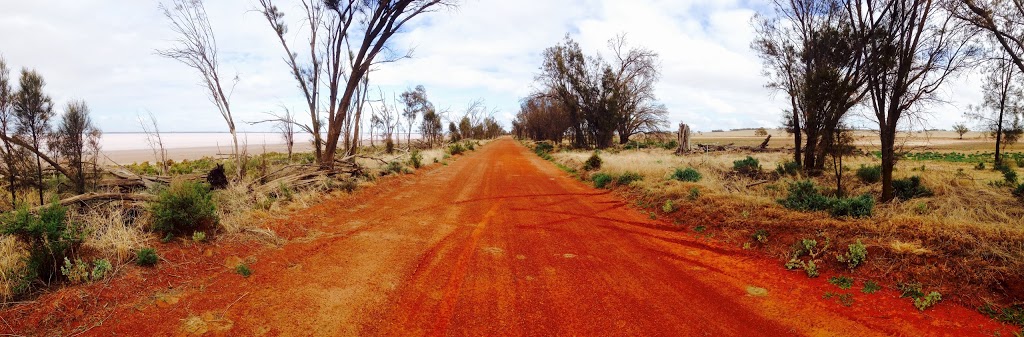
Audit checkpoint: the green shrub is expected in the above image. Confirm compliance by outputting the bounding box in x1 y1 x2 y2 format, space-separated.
384 161 404 175
980 303 1024 326
1 202 82 285
733 156 761 176
672 167 702 182
235 263 252 278
192 231 207 242
150 181 218 236
534 142 554 155
775 161 800 176
592 173 614 189
837 240 868 269
752 229 769 244
1014 184 1024 199
661 200 676 213
827 195 874 218
583 153 603 171
408 149 423 169
136 248 159 266
1000 165 1019 185
464 141 476 151
778 180 830 211
616 172 643 186
914 291 942 311
856 165 882 184
893 176 933 200
91 259 111 281
448 143 465 156
975 162 986 170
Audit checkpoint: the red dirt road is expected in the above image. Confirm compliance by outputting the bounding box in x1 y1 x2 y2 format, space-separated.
1 138 1012 336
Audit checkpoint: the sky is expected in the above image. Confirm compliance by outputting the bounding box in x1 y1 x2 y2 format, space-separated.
0 0 985 134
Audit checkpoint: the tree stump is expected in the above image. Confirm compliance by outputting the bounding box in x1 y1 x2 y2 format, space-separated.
759 135 772 149
676 122 691 154
207 164 229 189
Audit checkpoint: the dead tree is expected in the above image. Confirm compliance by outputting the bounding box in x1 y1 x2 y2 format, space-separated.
157 0 243 180
139 112 168 175
676 122 691 154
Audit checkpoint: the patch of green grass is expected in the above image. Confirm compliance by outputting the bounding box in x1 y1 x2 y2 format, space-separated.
235 264 252 278
862 280 881 294
592 173 614 189
136 248 159 267
671 167 702 182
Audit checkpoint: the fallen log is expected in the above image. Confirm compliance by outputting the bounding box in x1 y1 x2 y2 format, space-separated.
32 193 157 211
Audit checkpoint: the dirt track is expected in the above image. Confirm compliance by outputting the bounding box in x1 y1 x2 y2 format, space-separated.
1 137 1011 336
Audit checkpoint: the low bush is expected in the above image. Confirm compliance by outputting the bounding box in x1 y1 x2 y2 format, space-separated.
856 165 882 184
583 153 602 171
150 180 218 236
914 291 942 311
384 161 404 175
235 263 252 278
448 143 466 156
733 156 761 176
999 165 1018 185
687 187 701 200
408 149 423 169
828 276 854 289
1014 184 1024 199
534 142 554 155
592 173 614 189
775 161 800 176
464 141 476 151
862 281 881 294
752 229 769 244
90 259 111 281
1 202 82 286
616 172 643 186
671 167 702 182
192 231 207 242
61 258 89 284
893 176 933 200
661 200 676 213
136 248 158 267
779 181 874 218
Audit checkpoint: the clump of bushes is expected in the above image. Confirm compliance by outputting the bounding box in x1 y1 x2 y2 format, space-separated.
775 161 800 176
136 248 159 267
856 165 882 184
778 181 873 218
616 172 643 186
1 202 82 288
997 164 1018 185
464 141 476 151
591 172 643 189
733 156 761 176
384 161 405 175
1014 184 1024 199
671 167 702 182
892 176 933 200
583 153 602 171
150 180 218 236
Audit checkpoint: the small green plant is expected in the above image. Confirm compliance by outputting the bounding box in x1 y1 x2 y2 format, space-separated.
1000 165 1019 185
862 281 881 294
149 180 218 236
533 142 554 159
975 162 986 170
136 247 159 267
192 231 207 242
752 229 769 244
464 141 476 151
661 199 676 213
592 173 614 189
1014 183 1024 199
826 194 874 218
235 263 252 278
694 225 707 233
892 176 933 200
785 238 829 278
913 202 929 215
733 156 761 176
616 172 643 186
823 291 855 307
648 212 657 220
583 153 603 171
1 202 82 286
448 143 466 156
980 303 1024 326
778 181 872 218
384 161 404 175
672 167 702 182
61 258 89 284
836 240 868 269
775 160 800 176
913 291 942 311
687 187 700 200
828 276 854 289
856 165 882 184
408 149 423 169
899 282 925 299
91 259 112 281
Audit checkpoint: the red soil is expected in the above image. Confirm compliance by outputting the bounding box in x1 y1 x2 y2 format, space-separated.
0 137 1016 336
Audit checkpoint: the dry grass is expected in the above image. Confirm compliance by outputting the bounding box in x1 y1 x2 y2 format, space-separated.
78 206 152 265
551 144 1024 306
0 235 27 303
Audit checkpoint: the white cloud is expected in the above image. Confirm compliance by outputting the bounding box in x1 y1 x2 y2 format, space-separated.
0 0 981 135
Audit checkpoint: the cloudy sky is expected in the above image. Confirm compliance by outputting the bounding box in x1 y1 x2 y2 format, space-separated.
0 0 983 134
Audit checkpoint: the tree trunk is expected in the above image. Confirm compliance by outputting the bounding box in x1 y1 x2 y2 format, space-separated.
231 129 243 180
803 130 819 176
790 97 802 165
880 128 896 202
619 132 630 145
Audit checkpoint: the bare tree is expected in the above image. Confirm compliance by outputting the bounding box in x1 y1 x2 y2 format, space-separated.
401 85 431 148
257 0 455 169
952 122 970 139
607 35 668 144
139 112 168 175
849 0 976 201
12 69 54 205
371 89 401 154
157 0 243 179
